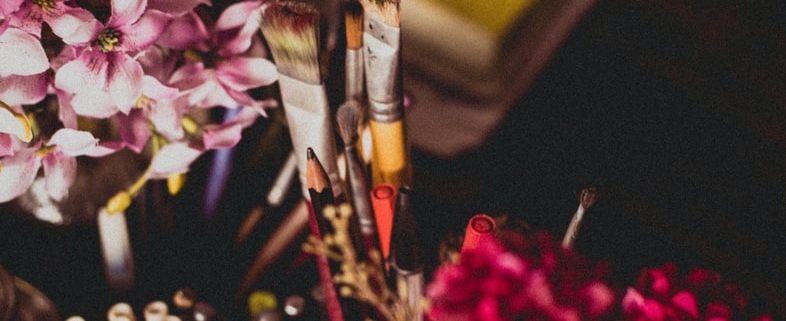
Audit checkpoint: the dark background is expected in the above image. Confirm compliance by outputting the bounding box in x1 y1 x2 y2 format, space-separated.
2 0 786 319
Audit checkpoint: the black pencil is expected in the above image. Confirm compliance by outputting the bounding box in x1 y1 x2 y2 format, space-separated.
305 147 346 321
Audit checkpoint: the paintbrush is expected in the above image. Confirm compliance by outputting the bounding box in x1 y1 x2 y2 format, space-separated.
345 0 365 103
259 1 343 201
389 186 423 321
337 100 382 264
360 0 410 188
562 185 600 249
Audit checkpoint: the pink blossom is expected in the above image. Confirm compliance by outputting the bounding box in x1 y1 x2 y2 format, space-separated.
53 0 172 118
162 1 277 113
1 0 101 43
0 128 119 202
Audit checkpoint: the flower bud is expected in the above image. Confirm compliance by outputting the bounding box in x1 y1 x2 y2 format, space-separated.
167 173 186 195
106 191 132 214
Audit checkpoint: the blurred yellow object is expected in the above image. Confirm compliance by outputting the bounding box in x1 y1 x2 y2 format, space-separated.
248 290 278 317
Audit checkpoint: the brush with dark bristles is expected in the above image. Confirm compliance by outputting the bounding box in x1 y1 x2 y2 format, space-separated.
344 0 365 102
259 1 322 84
337 100 382 266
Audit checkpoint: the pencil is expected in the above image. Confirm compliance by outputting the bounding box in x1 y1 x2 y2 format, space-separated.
259 1 343 200
360 0 409 188
305 147 345 321
336 100 381 260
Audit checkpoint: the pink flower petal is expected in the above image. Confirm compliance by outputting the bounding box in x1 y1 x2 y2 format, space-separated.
108 0 147 28
47 6 103 45
0 0 25 16
42 150 76 202
154 11 209 50
214 0 263 56
0 28 49 76
216 56 278 91
116 9 172 51
0 72 48 105
86 141 125 157
48 128 99 156
671 290 699 319
148 142 203 178
116 108 151 153
55 89 78 129
68 89 121 119
148 95 188 141
0 134 13 157
54 49 107 93
0 147 42 203
0 104 31 141
202 122 242 150
581 282 615 318
622 287 645 314
142 75 178 100
106 52 145 113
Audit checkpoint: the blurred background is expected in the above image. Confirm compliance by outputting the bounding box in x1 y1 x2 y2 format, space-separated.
2 0 786 319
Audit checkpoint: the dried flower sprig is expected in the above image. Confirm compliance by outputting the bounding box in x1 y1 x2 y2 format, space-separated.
302 203 412 321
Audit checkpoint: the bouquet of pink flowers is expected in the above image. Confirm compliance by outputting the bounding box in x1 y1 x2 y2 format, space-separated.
0 0 279 215
423 228 774 321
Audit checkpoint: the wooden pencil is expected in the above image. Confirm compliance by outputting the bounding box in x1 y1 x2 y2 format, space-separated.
305 147 345 321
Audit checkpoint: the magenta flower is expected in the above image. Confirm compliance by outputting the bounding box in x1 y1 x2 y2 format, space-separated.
621 263 772 321
426 231 615 321
53 0 172 118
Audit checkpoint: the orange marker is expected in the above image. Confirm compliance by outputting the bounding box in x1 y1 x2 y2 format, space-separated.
460 214 497 254
370 183 397 260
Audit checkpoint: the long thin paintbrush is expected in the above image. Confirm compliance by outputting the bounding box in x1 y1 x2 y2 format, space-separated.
562 186 600 249
259 1 343 200
345 0 364 103
360 0 409 188
337 100 382 266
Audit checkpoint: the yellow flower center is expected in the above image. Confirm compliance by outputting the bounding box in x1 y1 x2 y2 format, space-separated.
97 28 121 52
32 0 56 11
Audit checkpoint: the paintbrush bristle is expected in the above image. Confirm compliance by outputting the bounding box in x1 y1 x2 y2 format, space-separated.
345 0 364 50
337 100 361 146
360 0 399 27
259 1 322 84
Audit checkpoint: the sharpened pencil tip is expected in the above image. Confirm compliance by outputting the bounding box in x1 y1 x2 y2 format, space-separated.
306 147 316 160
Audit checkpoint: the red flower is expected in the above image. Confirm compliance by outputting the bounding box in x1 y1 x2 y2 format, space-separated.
621 264 771 321
425 230 615 321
